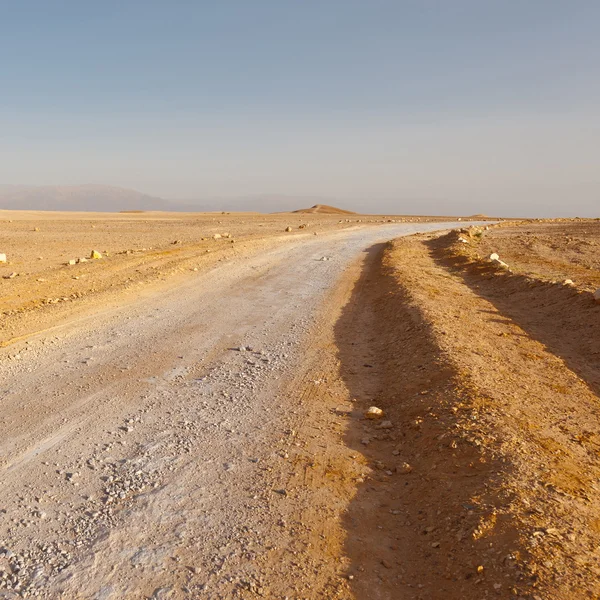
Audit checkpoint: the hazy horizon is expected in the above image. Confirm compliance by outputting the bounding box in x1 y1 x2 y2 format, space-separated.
1 2 599 217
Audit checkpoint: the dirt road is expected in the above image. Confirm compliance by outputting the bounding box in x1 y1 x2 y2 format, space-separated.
0 222 468 599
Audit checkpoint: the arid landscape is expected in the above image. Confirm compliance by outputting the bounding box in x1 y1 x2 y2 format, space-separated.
0 209 467 346
4 1 600 597
1 211 599 599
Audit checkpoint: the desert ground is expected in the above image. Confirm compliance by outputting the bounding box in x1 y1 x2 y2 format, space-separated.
1 212 599 599
0 208 460 346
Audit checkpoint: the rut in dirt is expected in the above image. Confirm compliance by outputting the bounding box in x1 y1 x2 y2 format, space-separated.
336 231 600 599
332 243 531 600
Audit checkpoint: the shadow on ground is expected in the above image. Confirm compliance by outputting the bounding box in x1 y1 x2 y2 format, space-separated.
425 234 600 398
333 243 528 599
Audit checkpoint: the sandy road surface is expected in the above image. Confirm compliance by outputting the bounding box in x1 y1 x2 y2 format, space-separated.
0 222 468 599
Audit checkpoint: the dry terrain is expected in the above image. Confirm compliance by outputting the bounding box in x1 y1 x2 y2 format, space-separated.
0 212 481 599
318 219 599 599
0 210 457 347
3 213 599 599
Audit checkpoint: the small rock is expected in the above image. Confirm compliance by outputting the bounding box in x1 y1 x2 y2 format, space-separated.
563 279 574 286
364 406 384 420
213 233 222 240
285 226 292 232
3 272 17 279
491 258 509 268
0 253 6 263
90 250 103 259
489 253 500 261
397 462 413 474
68 259 77 265
151 588 173 599
377 420 393 429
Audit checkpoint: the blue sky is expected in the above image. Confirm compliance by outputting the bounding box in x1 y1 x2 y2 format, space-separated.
1 1 599 215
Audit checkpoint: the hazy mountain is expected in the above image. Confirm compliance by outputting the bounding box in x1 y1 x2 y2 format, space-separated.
0 185 447 215
0 184 191 212
0 186 349 214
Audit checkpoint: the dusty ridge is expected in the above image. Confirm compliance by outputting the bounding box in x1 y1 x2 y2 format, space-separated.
306 240 534 598
372 232 600 598
425 230 600 598
294 225 600 598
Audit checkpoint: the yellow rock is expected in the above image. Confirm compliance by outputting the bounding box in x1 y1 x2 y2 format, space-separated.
90 250 103 259
364 406 384 419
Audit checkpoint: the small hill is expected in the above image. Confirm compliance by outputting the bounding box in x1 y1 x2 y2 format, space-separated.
293 204 356 215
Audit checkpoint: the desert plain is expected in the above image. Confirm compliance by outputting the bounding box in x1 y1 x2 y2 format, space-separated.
1 210 600 599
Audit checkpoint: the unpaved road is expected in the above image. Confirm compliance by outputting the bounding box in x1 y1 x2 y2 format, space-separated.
0 222 469 599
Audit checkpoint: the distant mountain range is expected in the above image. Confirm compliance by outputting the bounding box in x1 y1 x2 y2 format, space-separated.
2 185 468 216
0 184 190 212
0 185 361 214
